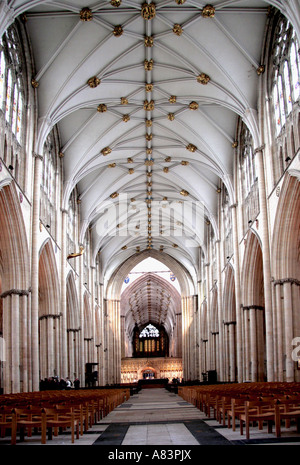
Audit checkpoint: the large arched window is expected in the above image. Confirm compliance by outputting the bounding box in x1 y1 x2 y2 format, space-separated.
133 323 169 357
271 18 300 136
40 131 59 239
0 26 25 145
237 120 259 234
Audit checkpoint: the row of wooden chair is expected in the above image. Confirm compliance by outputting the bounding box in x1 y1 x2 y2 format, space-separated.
0 387 130 445
178 382 300 440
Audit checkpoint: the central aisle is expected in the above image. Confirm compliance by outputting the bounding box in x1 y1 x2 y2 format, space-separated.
93 388 231 445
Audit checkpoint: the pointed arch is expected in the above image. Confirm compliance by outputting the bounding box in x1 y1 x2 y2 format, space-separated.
0 181 30 392
66 271 80 330
272 173 300 280
242 231 264 307
38 239 60 317
106 249 195 300
0 180 29 291
38 239 61 379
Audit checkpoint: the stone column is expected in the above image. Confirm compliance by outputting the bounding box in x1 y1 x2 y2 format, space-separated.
1 289 31 393
60 209 68 378
274 282 284 381
20 294 29 392
216 240 224 381
31 152 43 391
91 266 97 363
254 147 274 381
283 280 294 381
244 307 250 381
249 307 258 381
230 204 243 382
68 329 75 379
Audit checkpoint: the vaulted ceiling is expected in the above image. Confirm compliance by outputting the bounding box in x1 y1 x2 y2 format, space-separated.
121 272 181 337
4 0 293 287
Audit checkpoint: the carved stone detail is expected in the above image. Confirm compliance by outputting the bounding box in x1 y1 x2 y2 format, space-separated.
113 25 123 36
101 147 112 156
186 143 197 152
141 2 156 20
197 73 210 84
87 76 100 88
173 24 183 36
144 36 154 47
202 4 215 18
80 7 93 21
97 103 107 112
144 59 154 71
111 0 122 6
146 83 153 92
189 101 199 110
180 189 189 196
144 100 154 111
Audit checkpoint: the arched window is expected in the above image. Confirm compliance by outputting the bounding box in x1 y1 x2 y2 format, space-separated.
40 132 59 239
271 18 300 136
0 21 28 189
237 120 259 233
139 324 160 338
133 323 169 357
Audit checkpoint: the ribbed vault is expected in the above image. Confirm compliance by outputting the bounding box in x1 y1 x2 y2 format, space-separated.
121 272 181 339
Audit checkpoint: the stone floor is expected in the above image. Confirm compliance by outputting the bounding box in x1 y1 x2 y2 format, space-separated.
1 388 300 450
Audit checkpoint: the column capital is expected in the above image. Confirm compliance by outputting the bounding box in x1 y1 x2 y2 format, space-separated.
242 305 264 311
1 288 31 298
39 312 62 320
254 145 265 155
274 278 300 286
32 152 43 161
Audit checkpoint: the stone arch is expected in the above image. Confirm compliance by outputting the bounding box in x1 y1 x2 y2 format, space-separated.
121 273 181 343
272 173 300 280
66 271 80 330
105 249 195 300
66 271 80 379
272 173 300 381
0 181 29 291
222 265 237 382
38 239 61 379
139 366 158 379
0 181 30 393
241 231 265 382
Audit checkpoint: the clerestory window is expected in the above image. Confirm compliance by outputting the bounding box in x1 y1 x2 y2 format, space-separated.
271 18 300 136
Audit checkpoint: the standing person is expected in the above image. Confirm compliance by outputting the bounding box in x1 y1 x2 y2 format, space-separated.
66 377 72 389
74 378 80 389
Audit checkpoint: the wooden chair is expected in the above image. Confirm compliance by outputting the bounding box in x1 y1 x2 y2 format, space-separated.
11 407 43 445
239 400 276 440
41 407 80 444
274 398 300 437
0 407 15 440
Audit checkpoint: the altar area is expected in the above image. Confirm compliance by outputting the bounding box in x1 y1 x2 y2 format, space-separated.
121 357 183 384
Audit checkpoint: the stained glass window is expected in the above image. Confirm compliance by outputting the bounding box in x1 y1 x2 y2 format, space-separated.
0 49 6 109
271 18 300 136
139 324 160 338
